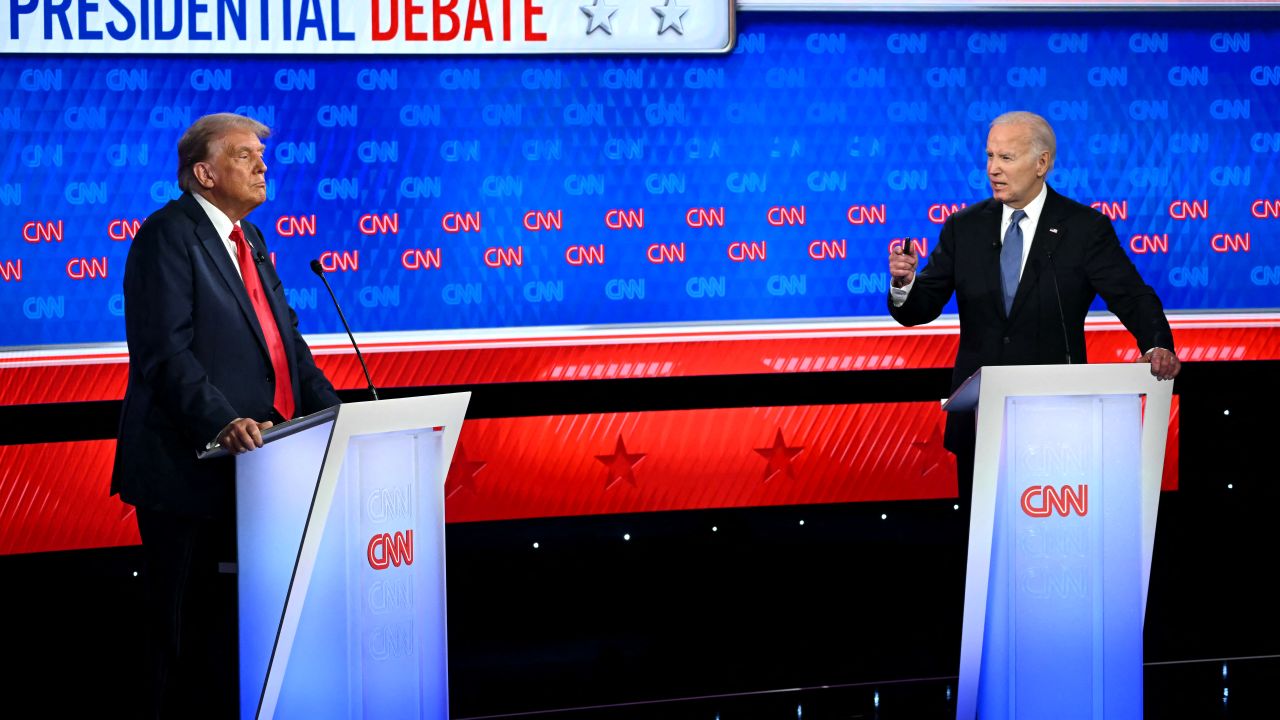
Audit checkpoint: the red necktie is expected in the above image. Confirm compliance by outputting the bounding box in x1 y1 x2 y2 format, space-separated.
231 225 295 420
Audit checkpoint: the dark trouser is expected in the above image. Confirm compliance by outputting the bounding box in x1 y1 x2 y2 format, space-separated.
136 506 238 719
948 410 977 512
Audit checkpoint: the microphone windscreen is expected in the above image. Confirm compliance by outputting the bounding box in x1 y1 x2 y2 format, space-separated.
309 259 324 276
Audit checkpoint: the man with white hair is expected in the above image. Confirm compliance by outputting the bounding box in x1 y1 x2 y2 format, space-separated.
113 113 341 716
886 111 1179 507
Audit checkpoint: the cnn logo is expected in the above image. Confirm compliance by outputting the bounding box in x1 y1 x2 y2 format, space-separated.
367 530 414 570
1020 485 1089 518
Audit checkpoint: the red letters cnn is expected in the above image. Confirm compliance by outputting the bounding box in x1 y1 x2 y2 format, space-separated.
367 529 415 570
1020 485 1089 518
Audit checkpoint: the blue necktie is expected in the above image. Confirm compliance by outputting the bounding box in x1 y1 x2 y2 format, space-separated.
1001 209 1027 314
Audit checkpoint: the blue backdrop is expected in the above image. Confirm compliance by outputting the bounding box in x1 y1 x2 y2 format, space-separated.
1 11 1277 348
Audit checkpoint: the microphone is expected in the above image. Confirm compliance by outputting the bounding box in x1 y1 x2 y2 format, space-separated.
892 239 915 289
310 259 379 401
1044 249 1073 365
255 251 267 264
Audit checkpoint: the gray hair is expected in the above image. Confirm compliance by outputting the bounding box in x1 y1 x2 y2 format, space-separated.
990 111 1056 167
176 113 271 193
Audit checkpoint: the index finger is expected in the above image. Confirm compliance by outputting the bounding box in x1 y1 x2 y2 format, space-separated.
248 423 265 448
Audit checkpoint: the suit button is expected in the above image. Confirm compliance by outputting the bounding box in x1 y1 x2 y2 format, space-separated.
1002 336 1010 344
266 372 274 382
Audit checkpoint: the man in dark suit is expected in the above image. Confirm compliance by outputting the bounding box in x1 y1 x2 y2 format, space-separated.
887 111 1180 507
112 113 341 716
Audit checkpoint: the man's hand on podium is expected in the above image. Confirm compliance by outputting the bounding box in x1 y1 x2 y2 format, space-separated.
217 418 275 454
1139 347 1181 381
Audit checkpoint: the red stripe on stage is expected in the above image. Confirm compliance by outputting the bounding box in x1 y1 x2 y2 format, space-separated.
0 400 1182 554
0 441 138 555
1 324 1277 405
0 320 1226 554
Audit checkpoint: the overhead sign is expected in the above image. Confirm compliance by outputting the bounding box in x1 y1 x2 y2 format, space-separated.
2 0 733 53
740 0 1274 9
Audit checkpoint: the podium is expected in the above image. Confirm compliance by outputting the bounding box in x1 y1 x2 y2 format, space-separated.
945 364 1172 720
228 393 470 720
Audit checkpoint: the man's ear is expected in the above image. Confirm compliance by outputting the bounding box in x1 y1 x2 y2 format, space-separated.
1036 151 1051 179
193 162 215 189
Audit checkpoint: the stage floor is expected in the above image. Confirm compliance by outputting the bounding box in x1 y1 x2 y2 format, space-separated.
458 655 1277 719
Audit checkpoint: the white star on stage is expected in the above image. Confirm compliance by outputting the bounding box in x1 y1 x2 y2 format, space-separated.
652 0 688 36
580 0 618 35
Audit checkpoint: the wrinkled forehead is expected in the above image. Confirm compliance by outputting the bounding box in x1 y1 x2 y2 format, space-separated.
213 129 267 155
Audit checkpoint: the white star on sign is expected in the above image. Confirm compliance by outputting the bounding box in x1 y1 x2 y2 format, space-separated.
581 0 618 35
652 0 689 36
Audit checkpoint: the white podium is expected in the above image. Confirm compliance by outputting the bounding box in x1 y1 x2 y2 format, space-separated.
229 393 470 719
945 364 1172 720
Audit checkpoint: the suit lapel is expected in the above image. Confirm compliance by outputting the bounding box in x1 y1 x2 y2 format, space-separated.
180 194 270 359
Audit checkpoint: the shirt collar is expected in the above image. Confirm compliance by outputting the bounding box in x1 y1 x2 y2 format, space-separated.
192 192 239 243
1002 182 1049 226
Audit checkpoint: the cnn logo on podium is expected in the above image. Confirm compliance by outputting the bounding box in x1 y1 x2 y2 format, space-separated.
367 530 414 570
1020 485 1089 518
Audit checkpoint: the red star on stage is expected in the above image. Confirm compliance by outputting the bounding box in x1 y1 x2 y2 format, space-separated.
596 435 646 490
445 443 487 499
909 422 952 481
754 429 804 483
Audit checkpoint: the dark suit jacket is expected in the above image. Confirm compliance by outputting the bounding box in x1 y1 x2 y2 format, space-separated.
112 192 340 517
888 186 1175 453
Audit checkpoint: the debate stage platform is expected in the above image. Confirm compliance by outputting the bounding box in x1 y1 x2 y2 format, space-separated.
2 361 1275 719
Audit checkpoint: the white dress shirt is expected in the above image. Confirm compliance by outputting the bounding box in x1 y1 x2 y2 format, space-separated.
193 192 244 280
891 182 1049 306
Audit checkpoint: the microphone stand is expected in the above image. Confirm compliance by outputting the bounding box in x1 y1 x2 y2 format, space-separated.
310 259 379 401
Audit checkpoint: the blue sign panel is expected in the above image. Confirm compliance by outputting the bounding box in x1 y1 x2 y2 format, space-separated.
1 13 1277 348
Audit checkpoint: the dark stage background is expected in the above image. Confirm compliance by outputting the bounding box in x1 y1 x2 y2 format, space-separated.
1 360 1277 717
